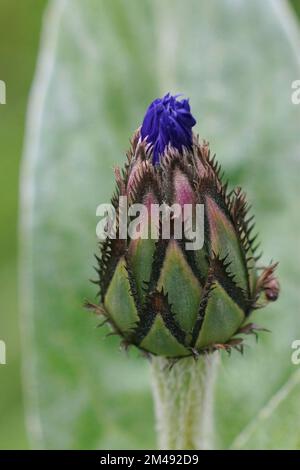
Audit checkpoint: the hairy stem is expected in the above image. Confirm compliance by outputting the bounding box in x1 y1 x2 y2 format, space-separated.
150 353 219 450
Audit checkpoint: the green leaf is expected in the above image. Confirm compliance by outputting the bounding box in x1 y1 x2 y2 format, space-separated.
20 0 300 449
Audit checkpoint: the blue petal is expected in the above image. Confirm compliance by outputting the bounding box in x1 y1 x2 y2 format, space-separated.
141 93 196 164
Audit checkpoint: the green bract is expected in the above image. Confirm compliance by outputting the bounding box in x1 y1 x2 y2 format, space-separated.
88 131 279 358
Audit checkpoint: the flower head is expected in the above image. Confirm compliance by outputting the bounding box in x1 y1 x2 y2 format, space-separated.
141 93 196 164
88 95 279 359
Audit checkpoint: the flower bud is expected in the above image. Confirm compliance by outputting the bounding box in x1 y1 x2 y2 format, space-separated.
88 94 279 358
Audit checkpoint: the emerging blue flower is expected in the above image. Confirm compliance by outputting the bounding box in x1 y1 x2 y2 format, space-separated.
141 93 196 164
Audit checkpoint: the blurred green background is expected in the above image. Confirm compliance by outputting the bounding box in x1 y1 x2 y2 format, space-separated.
0 0 299 450
0 0 46 449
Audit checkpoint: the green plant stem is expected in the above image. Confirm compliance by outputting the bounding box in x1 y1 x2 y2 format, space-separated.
150 353 219 450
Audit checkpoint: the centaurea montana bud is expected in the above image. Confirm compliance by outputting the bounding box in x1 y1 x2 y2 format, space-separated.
87 94 279 359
